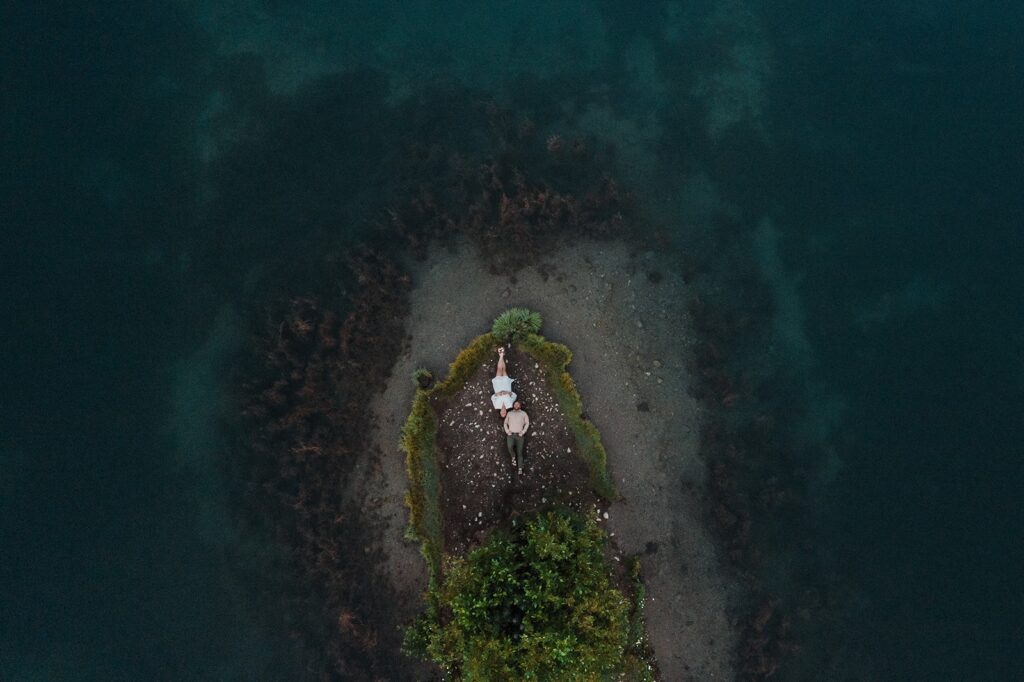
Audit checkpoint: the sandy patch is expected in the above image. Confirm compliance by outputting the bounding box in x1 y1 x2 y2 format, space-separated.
364 238 738 680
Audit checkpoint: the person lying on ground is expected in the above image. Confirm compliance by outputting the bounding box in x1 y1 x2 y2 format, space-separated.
504 400 530 476
490 346 517 418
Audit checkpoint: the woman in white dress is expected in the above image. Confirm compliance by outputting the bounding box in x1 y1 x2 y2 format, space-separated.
490 346 516 417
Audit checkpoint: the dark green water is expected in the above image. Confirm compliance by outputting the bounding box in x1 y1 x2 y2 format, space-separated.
758 4 1024 678
2 2 1020 679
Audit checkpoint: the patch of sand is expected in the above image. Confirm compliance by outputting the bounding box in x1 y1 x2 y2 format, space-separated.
365 238 739 680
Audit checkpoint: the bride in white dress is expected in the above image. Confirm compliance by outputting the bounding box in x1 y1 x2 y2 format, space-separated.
490 346 516 417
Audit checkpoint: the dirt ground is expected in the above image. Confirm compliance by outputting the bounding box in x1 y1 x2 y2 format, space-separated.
365 238 740 681
433 346 598 556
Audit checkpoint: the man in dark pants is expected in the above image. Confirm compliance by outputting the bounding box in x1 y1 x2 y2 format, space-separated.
503 400 530 475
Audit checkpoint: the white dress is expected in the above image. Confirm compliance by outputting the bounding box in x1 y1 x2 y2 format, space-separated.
491 375 516 409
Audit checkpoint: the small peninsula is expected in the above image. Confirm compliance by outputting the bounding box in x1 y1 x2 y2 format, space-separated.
361 240 739 681
401 308 655 679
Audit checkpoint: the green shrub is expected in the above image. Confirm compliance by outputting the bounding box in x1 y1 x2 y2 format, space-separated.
411 367 434 389
492 308 542 343
415 509 630 681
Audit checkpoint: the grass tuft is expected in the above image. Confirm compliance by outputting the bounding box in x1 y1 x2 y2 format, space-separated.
411 367 433 389
492 307 542 343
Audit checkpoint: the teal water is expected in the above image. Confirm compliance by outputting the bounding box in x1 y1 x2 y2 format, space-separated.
2 2 1021 679
757 4 1024 678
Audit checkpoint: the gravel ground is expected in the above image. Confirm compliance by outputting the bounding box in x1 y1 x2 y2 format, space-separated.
433 346 597 556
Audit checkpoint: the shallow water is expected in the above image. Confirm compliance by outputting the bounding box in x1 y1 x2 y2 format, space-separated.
3 1 1021 679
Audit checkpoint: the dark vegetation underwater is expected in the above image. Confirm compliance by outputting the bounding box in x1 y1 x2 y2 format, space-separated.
2 1 1022 679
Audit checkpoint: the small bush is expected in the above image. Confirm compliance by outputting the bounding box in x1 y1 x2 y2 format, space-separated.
492 308 542 343
414 509 630 680
411 367 434 389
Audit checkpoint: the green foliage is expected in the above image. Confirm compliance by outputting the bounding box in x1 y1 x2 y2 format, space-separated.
411 367 434 389
492 308 543 343
518 333 617 500
403 590 442 658
415 509 630 681
402 390 444 577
